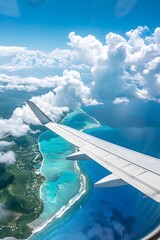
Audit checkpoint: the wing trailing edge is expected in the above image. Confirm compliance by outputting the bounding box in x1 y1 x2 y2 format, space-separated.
66 151 91 160
27 101 160 202
94 174 127 188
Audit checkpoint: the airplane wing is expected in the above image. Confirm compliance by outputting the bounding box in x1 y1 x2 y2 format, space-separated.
27 101 160 203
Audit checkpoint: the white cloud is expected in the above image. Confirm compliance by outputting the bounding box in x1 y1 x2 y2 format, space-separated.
146 27 160 45
144 57 160 72
0 91 68 139
113 97 129 104
0 47 77 72
0 26 159 171
0 26 160 142
0 46 26 57
153 27 160 45
91 32 129 101
0 25 159 169
1 26 159 103
0 68 97 139
0 71 95 139
135 88 149 100
52 69 95 108
75 26 160 103
0 69 93 96
126 26 149 48
68 32 105 66
12 91 69 125
0 118 30 138
0 151 16 165
49 48 78 67
11 70 96 125
0 74 59 92
0 141 14 150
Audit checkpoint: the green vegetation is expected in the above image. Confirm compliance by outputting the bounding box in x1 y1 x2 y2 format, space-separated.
0 131 45 239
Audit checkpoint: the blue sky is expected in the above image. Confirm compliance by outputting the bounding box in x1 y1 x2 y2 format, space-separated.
0 0 160 139
0 0 160 165
0 0 160 50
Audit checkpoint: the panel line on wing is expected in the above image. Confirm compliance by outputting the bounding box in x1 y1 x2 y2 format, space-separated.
47 124 159 199
46 122 160 197
27 101 160 202
54 123 160 176
82 147 160 194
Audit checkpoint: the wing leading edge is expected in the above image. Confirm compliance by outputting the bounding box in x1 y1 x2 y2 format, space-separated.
27 101 160 203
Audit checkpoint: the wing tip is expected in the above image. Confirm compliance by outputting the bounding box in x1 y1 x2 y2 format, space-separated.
26 100 52 125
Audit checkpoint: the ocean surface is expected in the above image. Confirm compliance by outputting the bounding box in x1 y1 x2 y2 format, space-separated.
30 109 160 240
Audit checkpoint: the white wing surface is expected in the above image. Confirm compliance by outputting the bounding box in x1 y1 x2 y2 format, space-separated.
27 101 160 203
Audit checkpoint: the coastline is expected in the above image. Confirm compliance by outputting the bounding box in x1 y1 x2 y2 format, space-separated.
77 108 100 128
29 109 99 239
28 110 159 240
29 157 87 236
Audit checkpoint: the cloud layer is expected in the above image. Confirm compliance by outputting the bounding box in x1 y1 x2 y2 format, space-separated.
0 26 159 104
0 151 16 165
0 141 15 165
0 26 160 164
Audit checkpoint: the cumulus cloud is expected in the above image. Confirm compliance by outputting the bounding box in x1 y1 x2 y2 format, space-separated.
52 70 96 108
0 92 64 138
0 74 58 92
0 117 30 139
0 70 97 139
113 97 129 104
0 47 77 72
0 141 15 150
0 138 16 166
1 26 159 104
0 46 26 57
0 26 159 169
0 69 94 96
11 70 96 124
0 68 98 140
68 32 105 66
91 32 129 101
12 92 69 125
0 26 160 141
0 151 16 165
68 27 160 103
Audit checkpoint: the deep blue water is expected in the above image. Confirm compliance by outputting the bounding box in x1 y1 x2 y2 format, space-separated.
30 109 160 240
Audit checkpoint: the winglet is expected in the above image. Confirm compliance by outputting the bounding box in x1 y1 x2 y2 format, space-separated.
66 151 91 160
26 101 52 125
94 174 127 188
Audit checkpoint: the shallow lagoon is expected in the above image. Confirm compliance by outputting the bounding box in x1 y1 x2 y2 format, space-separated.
31 109 160 240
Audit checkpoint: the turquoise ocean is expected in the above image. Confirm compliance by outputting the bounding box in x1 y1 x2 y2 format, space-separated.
30 109 160 240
